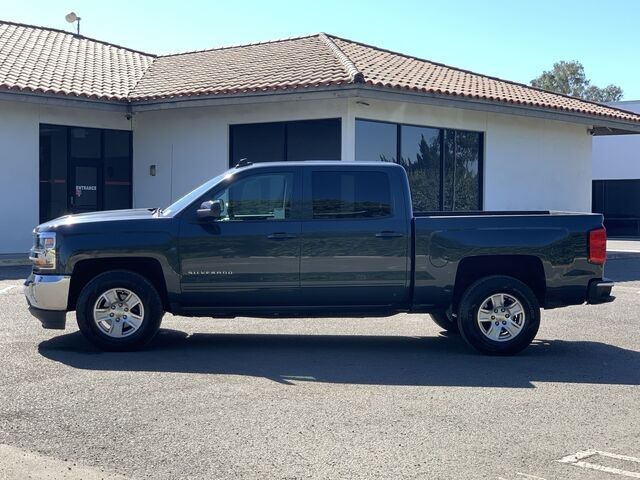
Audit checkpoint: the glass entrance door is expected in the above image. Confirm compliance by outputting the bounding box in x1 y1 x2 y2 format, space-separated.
70 162 101 214
39 125 132 222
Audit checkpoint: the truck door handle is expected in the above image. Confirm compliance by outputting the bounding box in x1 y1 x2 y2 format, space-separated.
375 231 404 238
267 232 298 240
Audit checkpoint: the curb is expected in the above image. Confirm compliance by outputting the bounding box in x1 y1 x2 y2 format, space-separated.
0 256 30 267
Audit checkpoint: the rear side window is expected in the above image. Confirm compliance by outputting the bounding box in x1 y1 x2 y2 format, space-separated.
312 171 392 219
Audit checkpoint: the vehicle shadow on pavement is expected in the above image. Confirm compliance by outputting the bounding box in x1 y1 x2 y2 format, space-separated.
38 329 640 388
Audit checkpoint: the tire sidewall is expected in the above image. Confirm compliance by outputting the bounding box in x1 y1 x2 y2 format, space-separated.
76 270 163 350
457 276 540 355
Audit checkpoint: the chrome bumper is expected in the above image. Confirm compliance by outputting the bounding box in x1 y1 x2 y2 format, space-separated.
24 274 70 329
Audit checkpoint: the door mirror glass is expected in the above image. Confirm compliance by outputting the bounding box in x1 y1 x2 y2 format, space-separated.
197 199 224 219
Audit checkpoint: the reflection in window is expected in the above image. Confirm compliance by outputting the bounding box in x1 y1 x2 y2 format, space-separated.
444 130 481 211
213 173 293 221
400 126 441 211
312 171 392 219
355 119 483 212
355 120 397 162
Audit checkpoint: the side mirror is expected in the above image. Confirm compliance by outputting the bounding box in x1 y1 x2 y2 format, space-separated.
197 199 224 220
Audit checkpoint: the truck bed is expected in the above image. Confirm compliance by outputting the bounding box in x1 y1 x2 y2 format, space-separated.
411 211 605 311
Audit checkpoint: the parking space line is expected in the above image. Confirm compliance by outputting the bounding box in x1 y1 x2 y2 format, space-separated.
558 450 640 478
516 473 548 479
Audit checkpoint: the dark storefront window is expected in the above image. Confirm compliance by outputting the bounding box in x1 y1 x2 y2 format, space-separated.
39 124 132 223
229 118 341 166
355 119 483 212
593 180 640 236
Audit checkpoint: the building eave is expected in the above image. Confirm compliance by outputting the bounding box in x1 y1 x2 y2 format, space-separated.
0 90 129 112
129 85 640 134
2 85 639 135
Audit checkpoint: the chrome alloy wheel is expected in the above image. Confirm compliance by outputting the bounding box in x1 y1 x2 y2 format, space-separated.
476 293 526 342
93 288 144 338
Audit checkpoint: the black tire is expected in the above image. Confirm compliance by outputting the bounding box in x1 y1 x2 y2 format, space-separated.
76 270 164 351
457 275 540 356
430 312 459 333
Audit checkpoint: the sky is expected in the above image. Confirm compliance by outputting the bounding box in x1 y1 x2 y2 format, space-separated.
3 0 639 100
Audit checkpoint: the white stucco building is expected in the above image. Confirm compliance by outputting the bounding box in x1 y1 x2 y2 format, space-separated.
592 100 640 236
2 20 640 254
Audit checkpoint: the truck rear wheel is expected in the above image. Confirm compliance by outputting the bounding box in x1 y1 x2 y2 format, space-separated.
76 270 164 351
457 275 540 355
430 312 459 333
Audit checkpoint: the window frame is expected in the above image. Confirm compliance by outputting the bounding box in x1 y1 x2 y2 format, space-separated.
354 118 485 212
302 166 396 222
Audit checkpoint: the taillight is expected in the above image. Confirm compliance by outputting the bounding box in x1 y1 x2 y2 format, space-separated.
589 227 607 265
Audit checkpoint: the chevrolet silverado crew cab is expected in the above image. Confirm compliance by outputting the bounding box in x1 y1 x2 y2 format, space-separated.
25 161 614 355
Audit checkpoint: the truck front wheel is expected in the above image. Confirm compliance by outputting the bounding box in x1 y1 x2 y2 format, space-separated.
457 275 540 355
76 270 164 351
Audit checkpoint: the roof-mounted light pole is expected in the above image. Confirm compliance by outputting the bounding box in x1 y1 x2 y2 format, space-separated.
65 12 81 35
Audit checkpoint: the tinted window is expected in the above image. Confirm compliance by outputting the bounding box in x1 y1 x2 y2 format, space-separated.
287 119 341 161
230 122 286 165
400 125 441 211
443 129 481 211
39 125 68 223
593 179 640 236
355 119 397 162
312 171 392 219
229 119 341 166
212 173 294 221
355 119 483 212
104 130 132 211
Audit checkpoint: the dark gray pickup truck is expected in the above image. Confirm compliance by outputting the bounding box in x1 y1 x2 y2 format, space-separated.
25 161 613 355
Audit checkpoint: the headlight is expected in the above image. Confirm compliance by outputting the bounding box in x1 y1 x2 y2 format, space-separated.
30 231 57 270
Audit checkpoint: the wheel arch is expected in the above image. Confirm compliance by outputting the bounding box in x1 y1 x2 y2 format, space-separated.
452 255 546 312
68 257 170 312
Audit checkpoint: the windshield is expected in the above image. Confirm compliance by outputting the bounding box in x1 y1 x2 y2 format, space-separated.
161 171 232 216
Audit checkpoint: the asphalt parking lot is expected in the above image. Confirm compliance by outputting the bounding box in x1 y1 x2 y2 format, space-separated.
1 259 639 480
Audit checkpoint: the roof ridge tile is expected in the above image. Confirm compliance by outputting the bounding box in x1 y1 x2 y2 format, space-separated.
0 19 156 58
157 33 321 58
318 33 364 84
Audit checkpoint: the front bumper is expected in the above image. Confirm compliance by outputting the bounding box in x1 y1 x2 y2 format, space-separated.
586 278 615 305
24 274 70 329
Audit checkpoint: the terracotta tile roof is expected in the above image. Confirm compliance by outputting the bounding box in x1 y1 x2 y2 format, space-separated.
130 34 353 100
0 21 154 101
1 20 639 125
329 36 640 124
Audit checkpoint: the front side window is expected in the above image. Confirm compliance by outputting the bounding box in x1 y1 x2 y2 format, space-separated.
312 171 392 219
211 173 294 221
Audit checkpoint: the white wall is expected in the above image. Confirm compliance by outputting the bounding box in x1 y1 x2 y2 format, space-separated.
132 98 351 208
0 99 130 254
348 98 592 212
0 94 595 254
592 100 640 180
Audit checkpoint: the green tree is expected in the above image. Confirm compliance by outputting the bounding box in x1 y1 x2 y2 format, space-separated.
530 61 623 102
